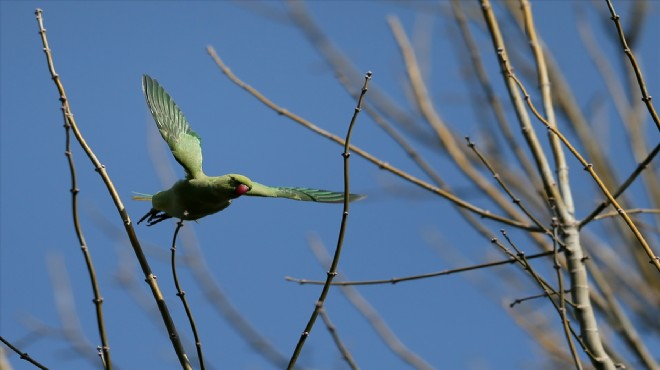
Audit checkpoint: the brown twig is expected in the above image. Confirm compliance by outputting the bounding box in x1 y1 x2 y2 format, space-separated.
171 221 205 370
465 137 548 232
450 0 541 189
0 335 49 370
604 0 660 132
285 249 557 287
580 142 660 228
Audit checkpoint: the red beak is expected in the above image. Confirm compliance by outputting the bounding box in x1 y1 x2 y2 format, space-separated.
235 184 249 196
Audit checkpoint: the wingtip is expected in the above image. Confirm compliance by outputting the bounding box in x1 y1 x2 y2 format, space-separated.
142 74 161 93
350 194 367 202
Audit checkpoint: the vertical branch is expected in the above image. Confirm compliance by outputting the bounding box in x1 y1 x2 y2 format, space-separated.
34 9 191 369
551 218 582 370
171 221 205 370
34 9 111 369
479 1 564 211
286 71 371 369
519 0 574 215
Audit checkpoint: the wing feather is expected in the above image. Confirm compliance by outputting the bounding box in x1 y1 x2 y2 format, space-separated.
142 75 204 179
246 182 365 203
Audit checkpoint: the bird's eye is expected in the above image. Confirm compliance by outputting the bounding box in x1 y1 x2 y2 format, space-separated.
235 183 250 196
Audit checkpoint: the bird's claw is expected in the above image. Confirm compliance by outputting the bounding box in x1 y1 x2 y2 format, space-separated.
137 208 172 226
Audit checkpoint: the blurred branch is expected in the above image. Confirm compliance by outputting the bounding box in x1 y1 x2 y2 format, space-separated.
284 0 553 256
207 46 540 231
308 237 435 370
318 308 359 370
387 15 536 233
285 0 433 145
45 254 119 368
34 8 191 369
450 0 541 188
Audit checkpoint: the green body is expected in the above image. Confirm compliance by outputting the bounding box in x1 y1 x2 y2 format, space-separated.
151 175 246 221
136 75 363 226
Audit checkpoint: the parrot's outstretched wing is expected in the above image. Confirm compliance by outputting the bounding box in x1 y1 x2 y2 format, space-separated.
142 74 204 179
246 182 365 203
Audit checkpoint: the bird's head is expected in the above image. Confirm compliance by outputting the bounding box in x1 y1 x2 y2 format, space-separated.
228 174 252 198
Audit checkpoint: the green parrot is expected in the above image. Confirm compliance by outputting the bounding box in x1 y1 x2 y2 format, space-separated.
134 75 364 226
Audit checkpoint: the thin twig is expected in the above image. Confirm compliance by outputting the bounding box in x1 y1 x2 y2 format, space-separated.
450 0 541 190
465 137 548 232
591 208 660 221
285 249 557 286
496 232 564 304
493 233 595 364
171 221 205 370
604 0 660 132
580 142 660 228
0 335 49 370
286 71 370 370
34 8 191 369
509 290 570 308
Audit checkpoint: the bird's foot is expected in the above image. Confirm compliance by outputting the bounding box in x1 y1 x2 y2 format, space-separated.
137 208 172 226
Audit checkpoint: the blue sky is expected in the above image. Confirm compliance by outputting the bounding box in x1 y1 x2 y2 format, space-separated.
2 1 659 370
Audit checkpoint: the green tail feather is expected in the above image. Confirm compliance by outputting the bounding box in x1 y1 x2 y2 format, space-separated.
132 192 153 201
274 187 366 203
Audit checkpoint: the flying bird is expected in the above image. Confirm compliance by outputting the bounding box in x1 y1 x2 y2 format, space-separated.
134 75 364 226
